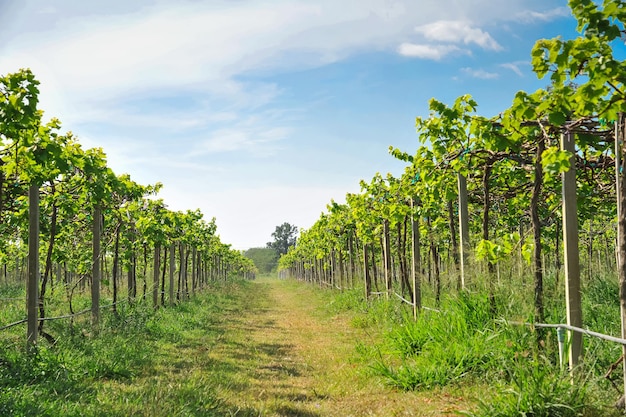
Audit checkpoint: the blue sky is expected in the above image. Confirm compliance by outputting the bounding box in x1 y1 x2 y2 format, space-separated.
0 0 584 249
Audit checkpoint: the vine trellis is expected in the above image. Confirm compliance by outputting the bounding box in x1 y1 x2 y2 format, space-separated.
0 69 258 348
279 0 626 406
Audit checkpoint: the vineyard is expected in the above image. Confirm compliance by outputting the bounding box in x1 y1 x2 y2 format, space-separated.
277 1 626 414
0 67 258 413
3 0 626 416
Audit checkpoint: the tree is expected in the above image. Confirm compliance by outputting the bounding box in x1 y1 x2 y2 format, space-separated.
244 247 278 273
267 222 298 256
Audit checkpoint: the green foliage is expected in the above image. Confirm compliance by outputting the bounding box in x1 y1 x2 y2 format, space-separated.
267 222 298 256
0 68 256 321
326 287 367 313
331 274 625 415
375 292 503 389
475 236 517 265
465 361 590 417
244 247 279 273
0 282 239 416
541 147 572 179
268 1 626 414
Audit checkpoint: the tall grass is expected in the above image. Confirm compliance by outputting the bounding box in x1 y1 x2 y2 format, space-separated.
353 272 625 416
373 291 527 390
0 280 242 416
464 360 591 417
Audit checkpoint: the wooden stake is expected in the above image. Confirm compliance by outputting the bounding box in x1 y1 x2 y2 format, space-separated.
458 174 470 289
615 113 626 407
27 185 39 350
363 244 371 300
561 131 582 373
410 198 421 319
169 242 175 306
383 219 391 299
92 205 101 328
153 245 160 308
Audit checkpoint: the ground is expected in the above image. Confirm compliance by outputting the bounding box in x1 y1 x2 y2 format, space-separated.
94 277 472 416
198 277 468 416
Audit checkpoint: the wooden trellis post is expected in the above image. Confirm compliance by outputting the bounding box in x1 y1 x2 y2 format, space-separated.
153 245 160 308
410 197 421 319
615 113 626 405
92 206 101 328
169 242 175 306
383 219 391 299
363 244 371 300
561 130 582 373
458 174 470 289
27 185 39 350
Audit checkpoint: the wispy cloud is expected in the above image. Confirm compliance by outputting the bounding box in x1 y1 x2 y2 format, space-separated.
500 61 529 77
461 67 499 79
73 106 240 131
415 20 503 51
515 7 571 23
397 43 462 60
194 125 292 156
0 0 574 249
0 1 558 119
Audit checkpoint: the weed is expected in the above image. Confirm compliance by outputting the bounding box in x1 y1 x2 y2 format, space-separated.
463 359 591 417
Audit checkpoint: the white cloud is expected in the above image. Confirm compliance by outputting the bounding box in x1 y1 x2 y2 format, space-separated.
77 134 226 180
515 7 571 23
199 130 252 153
461 67 499 79
0 0 553 119
397 43 462 60
1 1 419 115
195 125 292 155
68 106 240 131
0 0 572 249
415 20 503 51
500 61 529 77
37 6 56 14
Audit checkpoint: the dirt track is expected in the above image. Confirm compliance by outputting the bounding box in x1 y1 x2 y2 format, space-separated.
208 278 466 416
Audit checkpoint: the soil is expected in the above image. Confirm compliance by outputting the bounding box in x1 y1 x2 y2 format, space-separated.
208 277 468 416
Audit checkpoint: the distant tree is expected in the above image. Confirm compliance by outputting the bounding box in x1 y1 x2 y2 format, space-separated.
244 247 278 274
267 222 298 256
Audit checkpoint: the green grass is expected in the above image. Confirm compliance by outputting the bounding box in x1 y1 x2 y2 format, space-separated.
0 280 246 416
463 359 591 417
328 273 625 416
2 272 625 416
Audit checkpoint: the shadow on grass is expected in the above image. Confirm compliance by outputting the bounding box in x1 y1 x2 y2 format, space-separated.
271 405 322 417
0 280 327 417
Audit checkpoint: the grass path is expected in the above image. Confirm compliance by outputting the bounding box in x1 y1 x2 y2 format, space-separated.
40 277 473 416
202 278 466 416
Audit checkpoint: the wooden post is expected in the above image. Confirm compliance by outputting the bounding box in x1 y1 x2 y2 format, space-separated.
169 242 175 306
410 198 421 319
191 246 197 294
330 250 336 289
458 174 470 289
561 131 582 372
363 244 371 300
92 206 101 328
127 230 136 302
153 245 160 308
615 113 626 406
27 185 39 349
383 219 391 299
338 248 345 291
348 235 355 288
